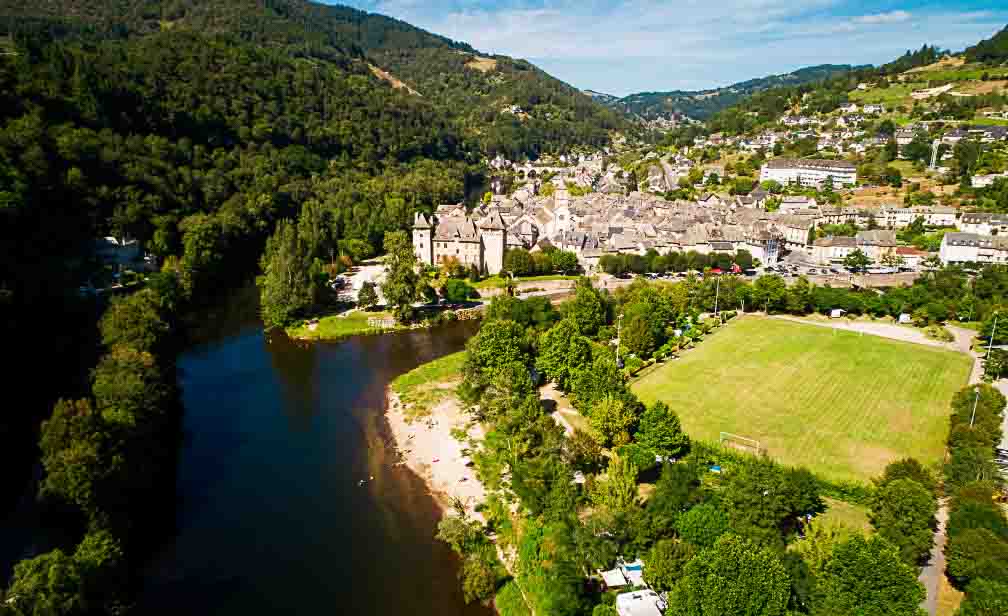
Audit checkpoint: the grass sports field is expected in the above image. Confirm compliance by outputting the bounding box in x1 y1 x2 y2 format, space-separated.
632 317 972 483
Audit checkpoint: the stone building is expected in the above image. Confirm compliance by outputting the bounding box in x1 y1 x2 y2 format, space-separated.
412 209 507 275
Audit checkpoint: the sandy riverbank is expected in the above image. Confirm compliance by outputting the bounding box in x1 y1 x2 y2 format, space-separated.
386 389 487 520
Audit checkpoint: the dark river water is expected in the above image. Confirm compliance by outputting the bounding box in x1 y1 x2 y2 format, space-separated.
141 304 489 616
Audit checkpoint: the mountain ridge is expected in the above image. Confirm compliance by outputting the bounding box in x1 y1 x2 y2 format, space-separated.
595 63 867 121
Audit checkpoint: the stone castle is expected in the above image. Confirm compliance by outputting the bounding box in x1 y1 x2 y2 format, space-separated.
412 204 508 275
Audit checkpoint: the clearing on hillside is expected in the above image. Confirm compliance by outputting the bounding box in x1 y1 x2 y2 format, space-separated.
632 317 972 483
465 55 497 73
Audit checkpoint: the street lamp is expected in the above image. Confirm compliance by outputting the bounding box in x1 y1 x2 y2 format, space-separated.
714 275 721 320
502 270 515 296
616 313 625 369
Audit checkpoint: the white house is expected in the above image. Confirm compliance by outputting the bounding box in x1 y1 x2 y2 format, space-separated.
940 232 1008 265
615 590 665 616
760 158 857 188
957 213 1008 236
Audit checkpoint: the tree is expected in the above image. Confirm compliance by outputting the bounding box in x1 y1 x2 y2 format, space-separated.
259 219 321 329
563 277 607 336
436 514 485 555
3 530 124 616
3 549 84 615
669 534 790 616
676 504 729 548
590 455 638 512
570 355 626 412
98 289 170 354
357 281 378 309
537 319 593 391
811 535 925 616
503 248 535 277
338 238 374 264
588 396 639 448
752 274 788 313
552 250 579 275
381 231 420 322
38 400 108 523
723 458 812 548
460 553 497 604
902 132 932 165
636 402 689 458
645 540 697 592
443 278 476 303
958 579 1008 616
792 522 848 576
463 319 531 392
876 458 936 495
869 478 936 564
843 248 871 273
946 528 1008 588
881 252 906 269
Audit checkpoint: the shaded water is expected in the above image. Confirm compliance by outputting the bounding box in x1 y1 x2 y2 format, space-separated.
142 307 489 616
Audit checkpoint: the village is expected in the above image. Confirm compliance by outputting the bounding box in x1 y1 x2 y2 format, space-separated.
414 146 1006 281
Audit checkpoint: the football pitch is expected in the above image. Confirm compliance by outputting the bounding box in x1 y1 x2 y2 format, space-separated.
631 317 973 483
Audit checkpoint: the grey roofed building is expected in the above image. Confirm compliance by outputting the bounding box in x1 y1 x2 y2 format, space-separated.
855 229 896 246
762 158 856 171
814 236 857 248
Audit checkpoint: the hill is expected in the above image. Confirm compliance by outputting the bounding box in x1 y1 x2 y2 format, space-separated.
0 0 630 159
0 0 629 516
965 24 1008 64
608 64 861 120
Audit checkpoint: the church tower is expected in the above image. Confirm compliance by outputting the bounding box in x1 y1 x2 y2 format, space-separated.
412 212 434 266
478 213 506 276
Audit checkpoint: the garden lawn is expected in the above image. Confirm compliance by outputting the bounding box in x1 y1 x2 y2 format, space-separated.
632 317 972 483
473 274 578 289
286 310 404 341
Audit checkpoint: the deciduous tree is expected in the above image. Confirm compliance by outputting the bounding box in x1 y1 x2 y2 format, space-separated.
536 319 593 390
669 534 790 616
636 402 689 458
381 230 421 322
811 535 925 616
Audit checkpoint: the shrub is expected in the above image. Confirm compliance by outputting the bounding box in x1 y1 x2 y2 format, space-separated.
924 324 954 342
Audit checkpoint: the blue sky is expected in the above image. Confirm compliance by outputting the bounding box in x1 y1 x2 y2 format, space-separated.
332 1 1007 96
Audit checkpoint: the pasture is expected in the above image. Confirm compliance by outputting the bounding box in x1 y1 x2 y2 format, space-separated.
632 317 972 483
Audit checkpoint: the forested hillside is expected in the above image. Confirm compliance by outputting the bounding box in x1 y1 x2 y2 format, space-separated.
965 24 1008 63
609 64 860 120
1 0 628 158
0 1 628 598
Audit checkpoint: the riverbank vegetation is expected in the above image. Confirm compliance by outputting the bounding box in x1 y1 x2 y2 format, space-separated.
391 351 467 419
3 277 183 613
286 310 406 341
431 276 938 615
0 1 628 609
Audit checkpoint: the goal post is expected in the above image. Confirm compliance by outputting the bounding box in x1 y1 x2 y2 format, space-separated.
719 432 764 455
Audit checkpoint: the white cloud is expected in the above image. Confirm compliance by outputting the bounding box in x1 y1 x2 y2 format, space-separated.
853 10 912 25
338 1 1008 95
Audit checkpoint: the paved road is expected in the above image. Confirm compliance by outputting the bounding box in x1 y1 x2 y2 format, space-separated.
919 500 951 616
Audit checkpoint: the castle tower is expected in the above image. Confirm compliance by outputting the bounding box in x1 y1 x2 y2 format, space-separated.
412 212 434 266
478 213 507 276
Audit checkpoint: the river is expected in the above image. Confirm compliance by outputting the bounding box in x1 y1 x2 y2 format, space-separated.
141 302 490 616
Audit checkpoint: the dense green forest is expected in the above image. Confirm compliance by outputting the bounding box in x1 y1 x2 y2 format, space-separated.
965 25 1008 64
612 64 860 121
0 1 629 611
